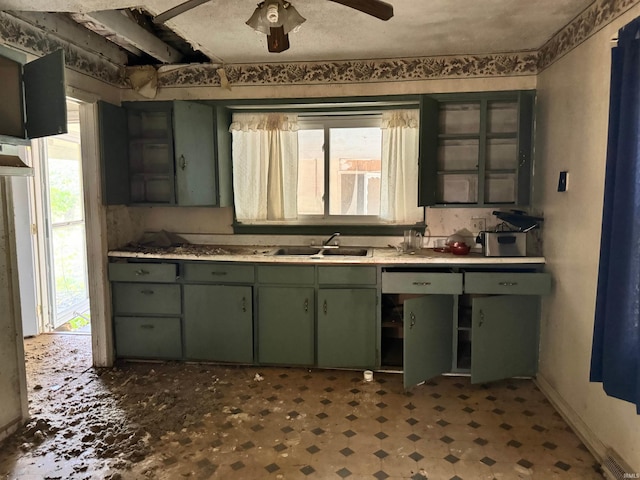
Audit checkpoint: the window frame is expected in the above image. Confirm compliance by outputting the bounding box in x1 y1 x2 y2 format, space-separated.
224 96 425 236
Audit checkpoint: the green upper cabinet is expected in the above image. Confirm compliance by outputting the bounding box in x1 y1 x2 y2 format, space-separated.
0 46 67 145
98 100 232 206
419 91 534 207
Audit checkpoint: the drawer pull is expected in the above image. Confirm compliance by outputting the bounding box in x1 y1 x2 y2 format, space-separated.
211 271 228 276
140 324 155 330
409 312 416 329
140 289 154 295
304 298 309 312
135 269 150 276
498 281 518 287
412 281 432 286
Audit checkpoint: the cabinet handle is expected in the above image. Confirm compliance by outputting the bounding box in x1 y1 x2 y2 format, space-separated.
498 281 518 286
211 271 228 276
140 324 155 330
180 154 187 170
242 297 247 312
412 281 431 286
409 312 416 329
323 300 327 315
135 269 150 276
479 309 484 327
304 298 309 312
140 289 154 295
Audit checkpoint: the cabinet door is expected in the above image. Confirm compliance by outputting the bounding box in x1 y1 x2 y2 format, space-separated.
317 289 376 369
23 49 67 139
99 101 130 205
418 95 439 206
183 285 253 363
258 286 314 365
173 101 217 206
404 295 454 390
471 295 539 384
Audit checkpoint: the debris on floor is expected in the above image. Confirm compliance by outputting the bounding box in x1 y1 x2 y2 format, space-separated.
0 334 604 479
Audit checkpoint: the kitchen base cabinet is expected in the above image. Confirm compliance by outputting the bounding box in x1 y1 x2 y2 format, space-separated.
183 285 253 363
403 295 454 389
114 316 182 359
470 295 539 383
317 289 377 369
258 286 314 365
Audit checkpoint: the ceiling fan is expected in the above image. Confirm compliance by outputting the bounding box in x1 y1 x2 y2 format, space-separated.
154 0 394 53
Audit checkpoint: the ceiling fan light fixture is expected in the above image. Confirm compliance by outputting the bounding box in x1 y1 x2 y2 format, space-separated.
246 0 306 36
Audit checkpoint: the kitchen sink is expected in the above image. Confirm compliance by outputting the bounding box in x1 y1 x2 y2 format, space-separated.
272 246 322 255
271 246 370 257
320 248 370 256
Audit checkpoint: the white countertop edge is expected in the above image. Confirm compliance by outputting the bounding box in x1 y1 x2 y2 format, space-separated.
107 249 546 265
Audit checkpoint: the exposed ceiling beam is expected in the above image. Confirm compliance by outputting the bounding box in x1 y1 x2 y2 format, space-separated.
71 10 183 64
10 11 129 65
154 0 211 24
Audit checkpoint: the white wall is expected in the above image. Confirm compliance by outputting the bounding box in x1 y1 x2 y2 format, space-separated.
0 179 28 441
535 4 640 471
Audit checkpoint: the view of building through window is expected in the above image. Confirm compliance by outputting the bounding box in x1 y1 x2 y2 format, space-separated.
297 126 382 217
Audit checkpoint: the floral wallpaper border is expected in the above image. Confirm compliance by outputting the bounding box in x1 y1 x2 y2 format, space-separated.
0 12 124 86
1 0 639 88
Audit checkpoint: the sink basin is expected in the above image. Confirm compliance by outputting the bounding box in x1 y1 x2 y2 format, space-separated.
272 246 322 256
321 248 370 256
270 246 370 257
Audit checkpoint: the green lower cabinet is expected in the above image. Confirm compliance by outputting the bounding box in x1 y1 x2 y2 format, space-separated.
317 288 377 369
403 295 454 390
183 284 253 363
471 295 539 383
114 316 182 359
258 286 314 365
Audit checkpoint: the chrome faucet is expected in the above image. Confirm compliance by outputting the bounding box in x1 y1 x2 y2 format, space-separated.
321 232 341 249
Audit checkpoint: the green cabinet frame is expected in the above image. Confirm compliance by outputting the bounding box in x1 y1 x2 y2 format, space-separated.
419 91 535 207
98 100 232 206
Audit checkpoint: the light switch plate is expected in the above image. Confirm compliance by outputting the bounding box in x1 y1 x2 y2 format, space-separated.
558 171 568 192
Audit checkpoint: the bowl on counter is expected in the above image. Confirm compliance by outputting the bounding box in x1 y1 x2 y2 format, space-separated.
449 242 471 255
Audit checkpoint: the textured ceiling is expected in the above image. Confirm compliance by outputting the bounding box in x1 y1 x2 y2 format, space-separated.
1 0 595 64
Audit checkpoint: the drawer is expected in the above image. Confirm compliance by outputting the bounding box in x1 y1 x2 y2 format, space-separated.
183 263 255 283
382 272 463 294
112 283 181 314
114 316 182 359
318 266 377 285
257 265 315 285
464 272 551 295
108 262 177 282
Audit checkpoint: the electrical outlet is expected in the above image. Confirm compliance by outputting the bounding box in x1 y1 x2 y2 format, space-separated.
471 217 486 232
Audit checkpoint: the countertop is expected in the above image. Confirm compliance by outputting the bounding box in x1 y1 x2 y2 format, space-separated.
108 245 545 265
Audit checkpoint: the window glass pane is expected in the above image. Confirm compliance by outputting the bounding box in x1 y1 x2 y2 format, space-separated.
298 129 325 215
329 128 381 216
46 137 83 224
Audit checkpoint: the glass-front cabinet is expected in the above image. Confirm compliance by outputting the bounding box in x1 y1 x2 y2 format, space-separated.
419 91 534 207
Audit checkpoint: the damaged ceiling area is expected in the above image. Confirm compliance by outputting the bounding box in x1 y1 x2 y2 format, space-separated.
2 0 596 68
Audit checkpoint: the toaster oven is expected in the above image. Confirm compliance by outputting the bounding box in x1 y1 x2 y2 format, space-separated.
481 231 526 257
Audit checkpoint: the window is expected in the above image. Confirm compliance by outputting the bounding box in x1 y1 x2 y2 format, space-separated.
230 108 423 226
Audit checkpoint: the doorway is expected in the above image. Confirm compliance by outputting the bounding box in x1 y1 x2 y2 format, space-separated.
32 99 91 333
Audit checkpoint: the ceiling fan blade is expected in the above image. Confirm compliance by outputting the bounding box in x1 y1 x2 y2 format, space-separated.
327 0 393 20
267 26 290 53
154 0 211 24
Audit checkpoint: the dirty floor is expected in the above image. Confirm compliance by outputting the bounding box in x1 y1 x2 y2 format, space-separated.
0 334 603 479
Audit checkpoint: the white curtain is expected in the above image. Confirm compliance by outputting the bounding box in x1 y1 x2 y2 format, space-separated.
380 109 423 223
230 113 299 222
